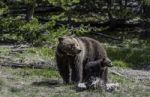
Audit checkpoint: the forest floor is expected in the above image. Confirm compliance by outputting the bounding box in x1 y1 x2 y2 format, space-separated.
0 44 150 97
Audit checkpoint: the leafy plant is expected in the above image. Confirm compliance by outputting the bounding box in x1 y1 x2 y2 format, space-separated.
106 46 150 68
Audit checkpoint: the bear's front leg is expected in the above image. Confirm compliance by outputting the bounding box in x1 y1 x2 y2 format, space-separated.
71 61 83 83
58 64 70 84
56 56 71 84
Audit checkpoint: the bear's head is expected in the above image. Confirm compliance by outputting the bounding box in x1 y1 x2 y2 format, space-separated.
57 36 81 56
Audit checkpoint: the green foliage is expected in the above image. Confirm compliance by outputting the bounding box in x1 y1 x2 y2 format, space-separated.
112 60 131 68
0 16 68 45
106 46 150 68
26 47 55 59
45 25 68 45
112 9 135 19
0 17 22 33
48 0 79 5
144 0 150 5
0 17 41 42
19 18 43 43
70 25 92 36
22 0 36 4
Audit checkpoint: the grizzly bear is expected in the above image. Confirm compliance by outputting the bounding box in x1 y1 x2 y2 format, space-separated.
56 36 111 85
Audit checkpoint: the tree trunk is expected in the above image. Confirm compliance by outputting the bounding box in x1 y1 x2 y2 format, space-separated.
106 0 113 21
25 0 36 22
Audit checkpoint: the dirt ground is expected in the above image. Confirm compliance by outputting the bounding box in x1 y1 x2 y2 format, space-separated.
0 44 150 97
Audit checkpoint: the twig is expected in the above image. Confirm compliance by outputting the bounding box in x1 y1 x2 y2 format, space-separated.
92 32 122 41
0 61 56 69
109 69 131 80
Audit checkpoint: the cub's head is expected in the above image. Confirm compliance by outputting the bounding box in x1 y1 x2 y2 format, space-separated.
57 36 81 56
102 58 113 67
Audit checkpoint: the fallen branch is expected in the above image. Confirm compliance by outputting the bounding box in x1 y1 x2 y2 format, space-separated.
0 61 56 69
109 69 125 77
109 69 134 82
91 32 122 41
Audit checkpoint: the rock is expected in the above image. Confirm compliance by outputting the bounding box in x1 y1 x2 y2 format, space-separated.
78 83 87 89
106 83 119 92
77 77 102 90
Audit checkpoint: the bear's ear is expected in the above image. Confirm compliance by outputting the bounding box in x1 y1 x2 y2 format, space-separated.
68 31 76 37
58 37 64 42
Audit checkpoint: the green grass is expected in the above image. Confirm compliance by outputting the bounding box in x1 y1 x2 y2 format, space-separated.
0 47 11 56
112 60 131 68
0 79 5 86
12 68 60 78
0 46 55 64
25 47 55 60
146 81 150 86
0 79 5 91
109 74 130 84
106 46 150 68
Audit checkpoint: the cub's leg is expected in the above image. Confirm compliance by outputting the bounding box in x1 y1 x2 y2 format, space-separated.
84 59 108 88
84 59 103 81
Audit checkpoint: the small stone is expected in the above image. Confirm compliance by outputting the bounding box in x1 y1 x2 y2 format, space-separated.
77 83 87 89
106 83 119 92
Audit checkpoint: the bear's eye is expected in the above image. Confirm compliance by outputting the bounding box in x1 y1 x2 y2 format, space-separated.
70 44 75 48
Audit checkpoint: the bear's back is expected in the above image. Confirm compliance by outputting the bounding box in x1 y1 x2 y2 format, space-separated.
77 37 107 61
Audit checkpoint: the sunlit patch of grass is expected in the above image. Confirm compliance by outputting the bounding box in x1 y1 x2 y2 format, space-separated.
31 68 60 78
106 46 150 68
112 60 131 68
0 47 10 56
109 74 131 84
10 47 56 65
26 47 55 60
12 68 60 78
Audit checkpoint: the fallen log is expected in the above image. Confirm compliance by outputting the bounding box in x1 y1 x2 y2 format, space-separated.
0 61 56 69
91 32 122 41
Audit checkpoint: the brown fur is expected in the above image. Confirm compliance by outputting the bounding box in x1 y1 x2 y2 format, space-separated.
56 36 109 84
85 57 112 84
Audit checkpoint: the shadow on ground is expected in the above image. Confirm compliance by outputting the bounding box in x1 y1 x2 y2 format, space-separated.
32 79 61 88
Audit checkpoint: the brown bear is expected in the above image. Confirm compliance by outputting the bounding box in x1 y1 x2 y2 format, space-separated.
56 36 111 85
